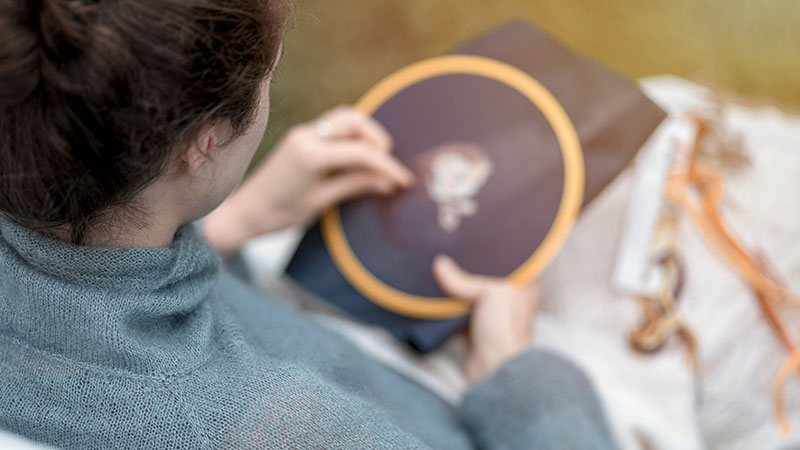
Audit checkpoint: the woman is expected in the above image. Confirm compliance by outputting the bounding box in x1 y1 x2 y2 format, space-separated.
0 1 618 448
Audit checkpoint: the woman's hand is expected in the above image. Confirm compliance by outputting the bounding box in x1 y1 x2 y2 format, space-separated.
204 106 414 256
433 255 540 385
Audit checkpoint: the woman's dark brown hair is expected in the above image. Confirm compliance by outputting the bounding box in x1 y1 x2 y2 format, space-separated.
0 0 288 243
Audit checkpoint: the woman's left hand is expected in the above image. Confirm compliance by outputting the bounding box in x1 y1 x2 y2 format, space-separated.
204 105 414 256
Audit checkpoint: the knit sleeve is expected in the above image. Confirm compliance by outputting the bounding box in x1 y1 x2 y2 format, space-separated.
459 348 619 450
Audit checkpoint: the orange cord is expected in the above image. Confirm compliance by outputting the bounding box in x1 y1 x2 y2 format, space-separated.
667 118 800 435
775 352 800 434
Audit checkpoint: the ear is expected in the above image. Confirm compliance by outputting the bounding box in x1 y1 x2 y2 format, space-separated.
180 122 219 176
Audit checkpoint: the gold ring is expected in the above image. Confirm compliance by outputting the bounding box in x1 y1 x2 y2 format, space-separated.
315 119 335 138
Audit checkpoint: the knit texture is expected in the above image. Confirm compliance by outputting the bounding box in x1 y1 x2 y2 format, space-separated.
0 218 618 449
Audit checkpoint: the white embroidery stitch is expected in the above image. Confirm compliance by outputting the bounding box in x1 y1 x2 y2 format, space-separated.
418 142 493 233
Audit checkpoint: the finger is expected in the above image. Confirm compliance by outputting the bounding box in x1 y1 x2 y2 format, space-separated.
322 141 414 187
512 282 539 338
433 255 499 301
322 106 394 151
314 172 395 208
514 279 540 302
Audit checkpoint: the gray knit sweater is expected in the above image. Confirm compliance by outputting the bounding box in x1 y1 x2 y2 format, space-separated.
0 218 618 449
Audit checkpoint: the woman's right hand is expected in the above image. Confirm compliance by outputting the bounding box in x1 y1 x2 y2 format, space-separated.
433 255 540 385
204 105 412 256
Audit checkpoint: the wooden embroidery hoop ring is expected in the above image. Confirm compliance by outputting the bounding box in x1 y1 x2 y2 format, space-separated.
321 55 585 319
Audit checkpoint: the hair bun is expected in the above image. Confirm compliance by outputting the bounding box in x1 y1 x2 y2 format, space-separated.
0 8 42 105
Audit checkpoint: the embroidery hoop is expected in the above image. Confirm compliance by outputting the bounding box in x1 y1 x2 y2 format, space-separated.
321 55 585 319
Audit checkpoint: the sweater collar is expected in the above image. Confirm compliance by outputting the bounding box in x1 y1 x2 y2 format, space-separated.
0 218 223 377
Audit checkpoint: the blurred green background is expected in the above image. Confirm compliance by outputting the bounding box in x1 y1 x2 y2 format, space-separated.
256 0 800 165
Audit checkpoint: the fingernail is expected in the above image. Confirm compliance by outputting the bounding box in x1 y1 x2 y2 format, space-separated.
399 167 415 187
434 254 453 267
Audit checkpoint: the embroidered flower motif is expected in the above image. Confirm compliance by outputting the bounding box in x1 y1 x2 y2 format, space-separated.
418 142 494 233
